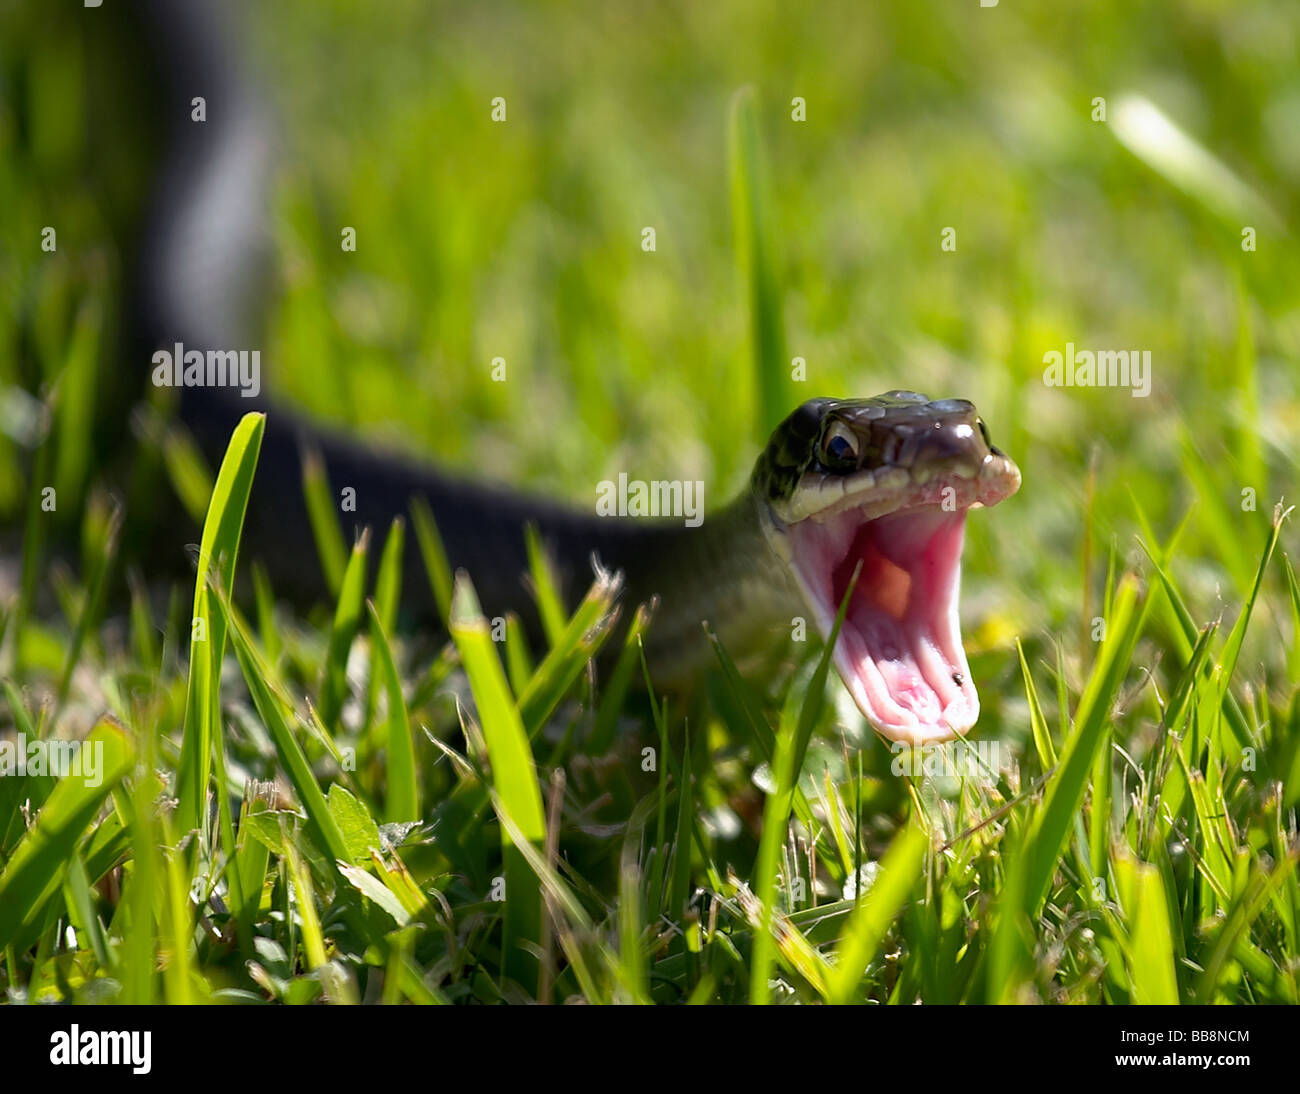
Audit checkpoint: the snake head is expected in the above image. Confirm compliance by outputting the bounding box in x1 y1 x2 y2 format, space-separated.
756 391 1021 745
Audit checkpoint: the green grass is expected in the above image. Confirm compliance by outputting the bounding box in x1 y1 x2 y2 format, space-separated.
1 0 1299 1004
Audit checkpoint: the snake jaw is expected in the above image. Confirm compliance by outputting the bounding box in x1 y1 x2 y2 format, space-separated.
758 395 1021 745
784 500 977 745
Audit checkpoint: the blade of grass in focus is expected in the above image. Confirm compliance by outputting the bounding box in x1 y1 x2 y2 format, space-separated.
1023 574 1147 916
176 411 265 836
749 564 857 1003
449 571 546 993
825 819 927 1004
0 719 132 951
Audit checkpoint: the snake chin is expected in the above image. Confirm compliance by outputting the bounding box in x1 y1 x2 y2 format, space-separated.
786 501 979 745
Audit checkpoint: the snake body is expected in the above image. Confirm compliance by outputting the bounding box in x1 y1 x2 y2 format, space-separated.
134 1 1020 743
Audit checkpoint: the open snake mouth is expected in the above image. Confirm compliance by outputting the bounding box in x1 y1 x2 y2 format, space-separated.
786 486 991 745
759 393 1021 745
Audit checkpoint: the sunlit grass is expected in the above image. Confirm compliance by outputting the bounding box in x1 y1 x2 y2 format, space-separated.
1 0 1298 1004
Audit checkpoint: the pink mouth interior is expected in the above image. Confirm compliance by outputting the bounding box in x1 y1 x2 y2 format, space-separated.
789 504 977 744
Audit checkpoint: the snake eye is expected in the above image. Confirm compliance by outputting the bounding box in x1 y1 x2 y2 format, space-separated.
818 421 859 471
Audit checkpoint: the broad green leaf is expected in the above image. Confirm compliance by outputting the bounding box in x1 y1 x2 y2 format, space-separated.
328 783 383 864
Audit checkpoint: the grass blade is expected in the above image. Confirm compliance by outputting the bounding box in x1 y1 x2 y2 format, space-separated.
410 496 453 623
448 571 546 991
318 529 370 729
729 86 789 443
176 411 265 835
223 595 352 871
750 564 857 1002
1115 854 1180 1004
301 447 347 597
0 719 132 950
1024 574 1146 914
826 819 928 1004
368 600 418 823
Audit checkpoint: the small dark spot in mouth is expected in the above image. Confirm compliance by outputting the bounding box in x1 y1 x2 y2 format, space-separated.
951 672 964 686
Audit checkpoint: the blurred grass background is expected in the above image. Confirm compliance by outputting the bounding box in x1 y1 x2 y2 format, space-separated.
262 0 1300 670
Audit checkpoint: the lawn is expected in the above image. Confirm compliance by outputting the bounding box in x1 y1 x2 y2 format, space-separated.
0 0 1297 1005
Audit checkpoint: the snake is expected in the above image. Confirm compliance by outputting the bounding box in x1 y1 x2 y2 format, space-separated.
130 0 1021 746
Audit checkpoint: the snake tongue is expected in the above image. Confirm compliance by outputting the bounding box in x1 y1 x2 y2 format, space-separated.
788 505 978 744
